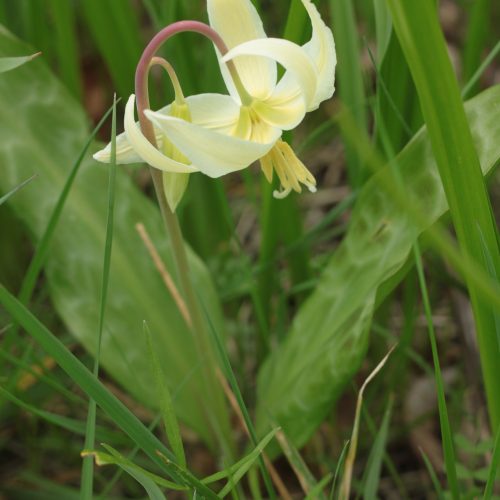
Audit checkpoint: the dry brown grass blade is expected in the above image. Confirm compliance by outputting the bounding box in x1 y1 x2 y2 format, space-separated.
135 222 191 327
339 346 396 500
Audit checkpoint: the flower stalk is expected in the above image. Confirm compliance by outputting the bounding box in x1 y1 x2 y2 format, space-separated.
134 22 235 456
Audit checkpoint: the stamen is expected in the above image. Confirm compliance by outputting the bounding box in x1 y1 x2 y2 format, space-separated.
259 140 317 199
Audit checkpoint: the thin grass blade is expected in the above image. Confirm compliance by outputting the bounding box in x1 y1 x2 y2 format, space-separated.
0 51 39 73
143 321 186 468
414 242 459 498
82 446 185 495
339 348 394 499
388 0 500 431
80 94 118 499
483 425 500 499
362 396 394 499
329 0 368 186
329 441 349 500
0 287 220 498
0 175 36 206
216 429 278 497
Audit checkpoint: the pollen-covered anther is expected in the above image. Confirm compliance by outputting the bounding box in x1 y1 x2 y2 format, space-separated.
259 140 317 199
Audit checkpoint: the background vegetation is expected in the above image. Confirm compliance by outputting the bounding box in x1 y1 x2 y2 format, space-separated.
0 0 499 498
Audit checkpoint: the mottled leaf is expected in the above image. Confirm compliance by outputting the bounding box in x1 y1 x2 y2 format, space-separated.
256 85 500 451
0 26 226 449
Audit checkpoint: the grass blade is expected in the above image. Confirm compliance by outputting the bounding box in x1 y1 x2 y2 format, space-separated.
414 242 460 498
0 174 36 206
80 0 142 98
80 95 118 499
275 428 326 499
420 448 444 499
199 297 276 499
329 441 349 500
83 445 185 495
339 347 394 499
202 428 278 485
16 101 117 309
388 0 500 432
217 429 279 498
0 286 220 498
49 0 82 100
362 396 394 499
462 40 500 100
143 321 186 468
483 425 500 499
329 0 368 186
0 51 40 73
463 0 492 93
304 473 333 500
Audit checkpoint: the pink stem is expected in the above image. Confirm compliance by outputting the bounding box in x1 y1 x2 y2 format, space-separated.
135 20 243 147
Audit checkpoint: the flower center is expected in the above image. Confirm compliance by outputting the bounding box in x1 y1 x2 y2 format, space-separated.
260 140 317 199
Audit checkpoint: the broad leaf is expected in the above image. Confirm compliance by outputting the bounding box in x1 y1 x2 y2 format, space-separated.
256 85 500 451
0 26 226 448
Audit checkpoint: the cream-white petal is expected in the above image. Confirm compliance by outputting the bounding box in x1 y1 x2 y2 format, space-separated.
93 129 163 164
223 38 317 108
254 73 307 130
301 0 337 110
184 93 243 133
208 0 277 100
145 108 281 178
124 95 198 174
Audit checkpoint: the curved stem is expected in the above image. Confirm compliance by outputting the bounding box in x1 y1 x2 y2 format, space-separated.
150 57 185 105
136 21 251 141
135 21 235 457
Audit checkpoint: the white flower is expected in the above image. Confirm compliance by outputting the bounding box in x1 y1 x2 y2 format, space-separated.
94 0 336 199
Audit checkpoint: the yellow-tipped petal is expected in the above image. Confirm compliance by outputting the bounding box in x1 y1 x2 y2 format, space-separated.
223 38 317 108
301 0 336 110
124 95 197 174
208 0 276 100
145 105 281 178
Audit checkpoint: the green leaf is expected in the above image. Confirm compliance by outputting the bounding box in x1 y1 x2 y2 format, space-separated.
0 174 36 206
82 445 186 496
362 397 393 499
202 428 278 486
275 428 326 499
217 428 279 498
0 26 227 450
304 473 333 500
0 51 39 72
0 287 218 498
81 94 118 500
329 0 368 186
143 321 186 468
483 425 500 499
388 0 500 431
256 85 500 453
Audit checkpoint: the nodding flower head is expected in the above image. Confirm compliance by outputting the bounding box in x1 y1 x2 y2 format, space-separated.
94 0 336 200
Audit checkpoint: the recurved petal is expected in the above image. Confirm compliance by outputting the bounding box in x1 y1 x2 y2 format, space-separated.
208 0 277 100
223 38 317 108
145 102 282 178
93 129 163 164
301 0 336 110
254 73 307 130
124 95 198 174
